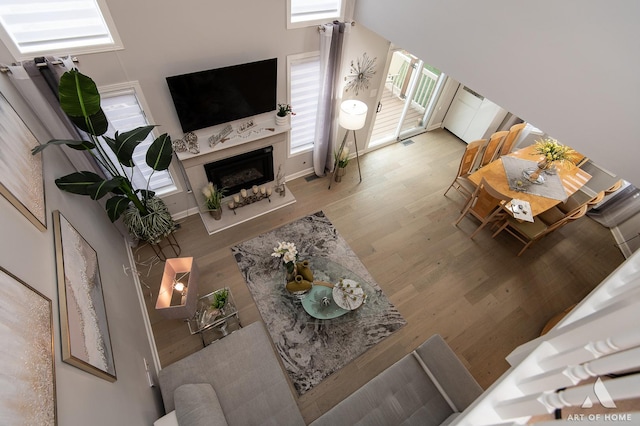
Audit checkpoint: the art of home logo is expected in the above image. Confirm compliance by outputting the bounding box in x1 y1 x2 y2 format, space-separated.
566 377 633 422
581 377 616 409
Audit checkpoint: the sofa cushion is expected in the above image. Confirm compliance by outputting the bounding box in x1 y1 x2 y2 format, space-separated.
174 384 227 426
158 321 304 426
310 354 454 426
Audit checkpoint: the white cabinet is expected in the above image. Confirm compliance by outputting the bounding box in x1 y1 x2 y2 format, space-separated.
443 85 508 143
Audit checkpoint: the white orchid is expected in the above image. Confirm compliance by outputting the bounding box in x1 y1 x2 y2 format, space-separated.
272 241 298 272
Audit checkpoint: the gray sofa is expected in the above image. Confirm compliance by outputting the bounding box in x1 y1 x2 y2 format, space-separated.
156 321 482 426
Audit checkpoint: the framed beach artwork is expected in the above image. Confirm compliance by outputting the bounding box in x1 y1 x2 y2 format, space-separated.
0 91 46 231
0 266 57 425
53 211 117 382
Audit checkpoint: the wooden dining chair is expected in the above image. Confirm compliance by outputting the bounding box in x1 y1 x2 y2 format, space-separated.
498 122 526 157
444 138 487 200
455 177 512 239
492 204 588 256
479 130 509 168
554 190 605 217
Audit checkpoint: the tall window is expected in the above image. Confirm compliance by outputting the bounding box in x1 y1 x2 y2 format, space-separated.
287 0 344 28
100 84 177 196
0 0 123 60
288 53 320 155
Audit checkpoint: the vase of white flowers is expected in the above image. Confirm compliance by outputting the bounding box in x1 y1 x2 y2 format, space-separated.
276 103 294 126
272 241 298 281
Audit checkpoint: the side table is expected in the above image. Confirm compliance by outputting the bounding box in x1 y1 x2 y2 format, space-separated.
186 287 241 346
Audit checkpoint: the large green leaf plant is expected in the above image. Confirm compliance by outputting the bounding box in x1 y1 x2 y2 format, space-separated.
33 69 175 241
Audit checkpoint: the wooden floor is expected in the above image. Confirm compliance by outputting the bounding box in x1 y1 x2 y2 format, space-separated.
134 129 626 423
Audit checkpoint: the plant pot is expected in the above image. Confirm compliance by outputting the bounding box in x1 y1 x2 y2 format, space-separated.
209 209 222 220
334 167 346 182
275 114 288 126
122 196 176 244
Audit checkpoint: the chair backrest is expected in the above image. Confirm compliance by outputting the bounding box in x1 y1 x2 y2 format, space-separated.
456 139 487 177
469 177 512 220
479 131 509 167
546 204 588 234
586 190 605 209
499 123 526 156
604 179 624 195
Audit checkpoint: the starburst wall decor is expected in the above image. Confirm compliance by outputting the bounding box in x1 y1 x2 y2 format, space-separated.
344 52 377 95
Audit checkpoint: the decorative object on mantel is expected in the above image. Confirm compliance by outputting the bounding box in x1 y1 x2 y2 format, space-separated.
237 119 256 134
228 185 271 214
202 182 226 220
209 124 233 147
344 52 377 95
275 102 295 126
32 69 177 246
328 100 366 189
333 146 350 182
183 131 199 154
523 137 579 183
274 165 286 197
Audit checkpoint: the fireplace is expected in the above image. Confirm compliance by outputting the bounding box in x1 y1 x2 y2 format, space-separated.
204 146 274 195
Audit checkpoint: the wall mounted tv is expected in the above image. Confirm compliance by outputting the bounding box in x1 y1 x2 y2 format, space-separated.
166 58 277 133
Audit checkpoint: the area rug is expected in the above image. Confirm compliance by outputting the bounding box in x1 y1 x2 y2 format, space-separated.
231 211 406 395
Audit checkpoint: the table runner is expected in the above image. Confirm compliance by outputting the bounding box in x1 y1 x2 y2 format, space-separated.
231 211 406 395
502 156 568 201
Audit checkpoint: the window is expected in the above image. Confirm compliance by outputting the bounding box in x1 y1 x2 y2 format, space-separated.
287 0 344 29
0 0 122 61
100 84 177 196
288 53 320 154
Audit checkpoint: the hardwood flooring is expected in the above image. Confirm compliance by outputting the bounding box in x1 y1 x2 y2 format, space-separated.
134 129 625 423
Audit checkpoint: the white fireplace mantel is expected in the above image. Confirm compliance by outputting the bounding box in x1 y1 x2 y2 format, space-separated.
177 114 295 235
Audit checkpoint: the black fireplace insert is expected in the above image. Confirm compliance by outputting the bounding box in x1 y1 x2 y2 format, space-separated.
204 146 274 195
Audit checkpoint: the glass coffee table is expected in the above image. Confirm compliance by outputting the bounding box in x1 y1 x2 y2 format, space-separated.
287 257 385 324
187 287 240 346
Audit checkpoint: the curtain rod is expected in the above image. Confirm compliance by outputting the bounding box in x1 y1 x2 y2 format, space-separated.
0 56 79 73
318 21 356 32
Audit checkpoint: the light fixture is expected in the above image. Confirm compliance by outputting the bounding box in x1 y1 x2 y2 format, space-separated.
329 100 367 189
156 257 200 319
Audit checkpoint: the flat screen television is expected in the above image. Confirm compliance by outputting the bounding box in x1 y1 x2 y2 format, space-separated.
166 58 277 133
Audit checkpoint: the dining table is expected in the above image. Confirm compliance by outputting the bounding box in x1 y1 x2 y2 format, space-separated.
468 144 592 217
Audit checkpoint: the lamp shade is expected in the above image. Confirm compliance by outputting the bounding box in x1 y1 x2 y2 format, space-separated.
156 257 200 319
339 100 368 130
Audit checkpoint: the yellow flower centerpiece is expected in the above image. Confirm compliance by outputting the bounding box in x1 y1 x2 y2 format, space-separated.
525 137 579 183
533 137 579 169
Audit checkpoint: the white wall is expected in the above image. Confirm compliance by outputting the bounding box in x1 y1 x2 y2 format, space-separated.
0 80 162 424
354 0 640 187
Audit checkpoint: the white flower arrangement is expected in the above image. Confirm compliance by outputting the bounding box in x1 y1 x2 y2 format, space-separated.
271 241 298 273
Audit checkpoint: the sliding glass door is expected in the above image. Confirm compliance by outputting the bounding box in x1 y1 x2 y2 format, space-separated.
369 49 445 148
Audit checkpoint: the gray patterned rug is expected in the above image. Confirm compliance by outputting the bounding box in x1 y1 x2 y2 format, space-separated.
231 211 406 395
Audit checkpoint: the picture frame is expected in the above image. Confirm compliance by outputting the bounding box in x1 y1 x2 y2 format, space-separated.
0 91 46 231
53 210 117 382
0 266 57 425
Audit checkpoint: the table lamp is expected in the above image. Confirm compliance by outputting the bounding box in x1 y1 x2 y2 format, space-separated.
156 257 200 319
329 100 367 189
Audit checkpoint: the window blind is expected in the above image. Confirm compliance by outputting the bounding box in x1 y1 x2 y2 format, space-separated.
0 0 116 56
101 90 175 194
289 54 320 154
290 0 342 23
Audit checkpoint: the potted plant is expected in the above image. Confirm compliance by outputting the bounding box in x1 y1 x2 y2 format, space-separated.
333 147 350 182
202 182 225 220
275 103 294 126
32 69 176 244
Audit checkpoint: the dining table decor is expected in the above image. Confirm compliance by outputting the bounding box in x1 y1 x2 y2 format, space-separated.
524 137 579 183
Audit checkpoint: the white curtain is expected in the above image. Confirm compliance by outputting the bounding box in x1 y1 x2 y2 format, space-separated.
313 21 347 176
7 57 98 173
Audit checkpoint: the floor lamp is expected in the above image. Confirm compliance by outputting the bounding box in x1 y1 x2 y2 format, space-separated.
329 100 367 189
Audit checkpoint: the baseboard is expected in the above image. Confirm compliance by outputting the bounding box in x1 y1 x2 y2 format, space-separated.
171 206 200 221
125 238 162 374
287 167 315 181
